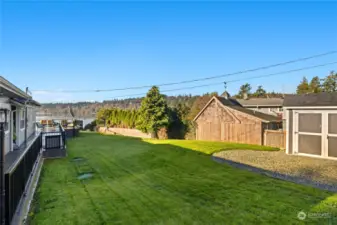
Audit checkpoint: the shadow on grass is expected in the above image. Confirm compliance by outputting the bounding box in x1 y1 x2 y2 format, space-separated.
36 132 337 224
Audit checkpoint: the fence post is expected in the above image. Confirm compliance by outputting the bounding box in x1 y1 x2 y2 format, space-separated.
0 122 6 225
62 131 66 149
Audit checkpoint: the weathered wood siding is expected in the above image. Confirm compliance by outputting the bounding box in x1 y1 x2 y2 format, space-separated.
264 130 286 149
195 99 263 145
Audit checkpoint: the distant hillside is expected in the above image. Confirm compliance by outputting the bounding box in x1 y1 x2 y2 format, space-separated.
39 95 200 118
39 90 288 118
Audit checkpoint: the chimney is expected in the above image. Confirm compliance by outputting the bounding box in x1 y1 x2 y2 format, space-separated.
221 91 231 99
243 92 249 100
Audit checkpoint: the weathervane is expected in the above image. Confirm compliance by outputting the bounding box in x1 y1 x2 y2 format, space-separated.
224 82 227 91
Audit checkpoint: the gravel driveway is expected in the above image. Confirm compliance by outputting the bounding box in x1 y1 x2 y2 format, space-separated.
213 150 337 189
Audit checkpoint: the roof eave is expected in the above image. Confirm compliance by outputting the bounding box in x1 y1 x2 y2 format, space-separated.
0 76 31 99
284 105 337 109
242 104 283 107
28 100 41 107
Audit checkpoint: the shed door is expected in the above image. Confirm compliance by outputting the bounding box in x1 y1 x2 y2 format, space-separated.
295 112 323 156
327 113 337 158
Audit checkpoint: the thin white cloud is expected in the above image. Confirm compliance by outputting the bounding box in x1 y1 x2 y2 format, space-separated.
32 91 74 103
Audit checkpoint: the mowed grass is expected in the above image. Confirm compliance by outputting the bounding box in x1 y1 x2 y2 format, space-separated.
31 133 336 225
144 139 279 154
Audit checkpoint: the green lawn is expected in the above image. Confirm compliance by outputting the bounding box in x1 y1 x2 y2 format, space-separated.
144 139 279 154
31 133 336 225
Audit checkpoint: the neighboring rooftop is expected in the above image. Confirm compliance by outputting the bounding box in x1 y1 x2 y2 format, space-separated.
216 95 242 107
216 96 282 122
236 98 284 107
284 92 337 107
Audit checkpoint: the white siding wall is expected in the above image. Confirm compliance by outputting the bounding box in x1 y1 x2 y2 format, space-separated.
15 106 38 147
27 107 37 137
0 97 39 154
0 97 11 154
4 111 11 154
16 107 25 146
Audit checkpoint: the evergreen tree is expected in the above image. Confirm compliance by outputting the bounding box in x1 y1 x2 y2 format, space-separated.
296 77 310 94
99 108 140 129
322 71 337 92
253 85 266 97
309 76 322 93
176 103 190 121
137 86 170 137
238 83 252 98
96 108 111 126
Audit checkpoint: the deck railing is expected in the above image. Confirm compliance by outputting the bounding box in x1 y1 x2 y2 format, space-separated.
2 124 80 224
41 124 66 150
64 127 80 139
4 134 42 225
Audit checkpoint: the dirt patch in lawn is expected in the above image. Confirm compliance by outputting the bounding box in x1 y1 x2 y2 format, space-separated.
213 150 337 186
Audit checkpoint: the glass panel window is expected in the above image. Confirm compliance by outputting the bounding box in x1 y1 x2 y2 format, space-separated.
20 110 25 129
328 136 337 157
328 114 337 134
298 113 321 133
298 134 321 155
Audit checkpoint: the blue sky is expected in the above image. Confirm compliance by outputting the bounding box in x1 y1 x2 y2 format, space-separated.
0 1 336 103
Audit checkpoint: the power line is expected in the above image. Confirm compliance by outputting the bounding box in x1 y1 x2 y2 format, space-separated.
226 61 337 83
108 61 337 99
33 51 337 93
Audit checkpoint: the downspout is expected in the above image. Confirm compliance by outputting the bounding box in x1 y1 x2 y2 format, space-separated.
0 121 5 225
25 102 28 145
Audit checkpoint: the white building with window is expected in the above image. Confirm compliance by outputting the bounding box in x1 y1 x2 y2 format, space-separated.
235 98 284 116
0 76 40 154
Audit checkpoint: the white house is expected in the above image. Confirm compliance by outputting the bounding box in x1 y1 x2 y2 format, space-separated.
0 76 40 155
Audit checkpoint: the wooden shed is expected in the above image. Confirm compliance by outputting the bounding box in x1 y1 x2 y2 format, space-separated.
193 96 282 145
284 92 337 159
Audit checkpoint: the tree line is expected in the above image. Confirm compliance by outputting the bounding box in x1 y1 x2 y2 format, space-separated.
296 71 337 94
233 83 284 99
40 95 198 118
96 86 193 139
96 108 139 129
45 70 337 136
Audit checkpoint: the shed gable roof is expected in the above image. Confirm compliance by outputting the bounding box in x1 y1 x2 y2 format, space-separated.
193 96 281 122
284 93 337 107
